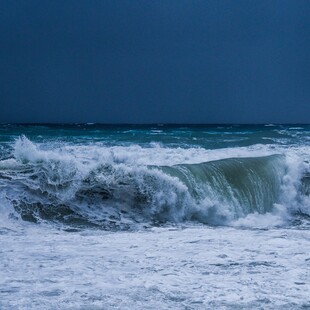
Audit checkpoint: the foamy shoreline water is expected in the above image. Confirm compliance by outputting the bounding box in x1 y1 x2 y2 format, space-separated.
1 124 310 308
1 225 309 309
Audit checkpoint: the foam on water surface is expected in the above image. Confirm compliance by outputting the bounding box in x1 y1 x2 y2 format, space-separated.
1 225 310 309
1 125 310 308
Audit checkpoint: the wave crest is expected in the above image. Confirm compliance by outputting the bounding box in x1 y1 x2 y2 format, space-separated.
0 137 309 229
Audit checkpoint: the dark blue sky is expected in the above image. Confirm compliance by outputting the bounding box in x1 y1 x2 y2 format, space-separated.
1 0 310 123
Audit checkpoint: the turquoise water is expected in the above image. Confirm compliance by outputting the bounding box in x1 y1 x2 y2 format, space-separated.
1 124 310 147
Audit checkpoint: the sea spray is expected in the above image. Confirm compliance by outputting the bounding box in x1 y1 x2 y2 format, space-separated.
1 124 310 309
1 136 308 229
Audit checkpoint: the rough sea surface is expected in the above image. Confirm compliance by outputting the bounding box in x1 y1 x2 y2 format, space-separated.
0 124 310 309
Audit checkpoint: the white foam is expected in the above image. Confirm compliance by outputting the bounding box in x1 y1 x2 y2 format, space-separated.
232 204 289 228
12 136 269 167
1 225 309 309
1 136 309 228
11 136 310 168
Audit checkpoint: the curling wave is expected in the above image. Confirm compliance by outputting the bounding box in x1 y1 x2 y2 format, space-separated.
0 136 309 229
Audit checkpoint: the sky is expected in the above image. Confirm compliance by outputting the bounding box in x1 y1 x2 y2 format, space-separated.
0 0 310 124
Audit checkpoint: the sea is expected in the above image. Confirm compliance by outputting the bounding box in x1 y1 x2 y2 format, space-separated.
0 124 309 309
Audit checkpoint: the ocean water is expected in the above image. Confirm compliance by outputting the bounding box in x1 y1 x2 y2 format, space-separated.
0 124 309 309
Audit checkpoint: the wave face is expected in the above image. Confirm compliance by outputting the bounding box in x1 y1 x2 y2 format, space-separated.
159 155 286 224
0 136 309 230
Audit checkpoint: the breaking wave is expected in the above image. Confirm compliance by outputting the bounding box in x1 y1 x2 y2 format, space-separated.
0 136 309 230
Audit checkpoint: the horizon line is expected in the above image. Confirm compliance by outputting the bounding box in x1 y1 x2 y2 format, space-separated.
1 122 309 126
